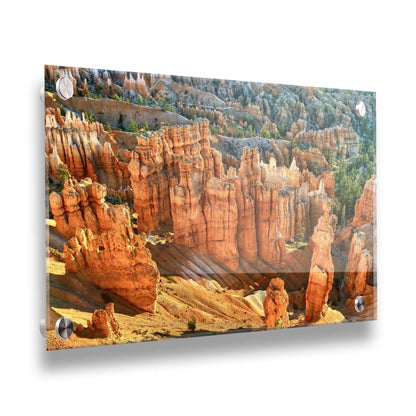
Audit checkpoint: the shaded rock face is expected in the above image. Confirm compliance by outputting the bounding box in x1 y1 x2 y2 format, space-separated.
45 92 189 131
75 303 121 339
288 289 306 309
45 108 131 194
345 232 373 298
64 224 160 312
305 200 336 322
49 178 130 239
263 278 290 328
352 176 376 228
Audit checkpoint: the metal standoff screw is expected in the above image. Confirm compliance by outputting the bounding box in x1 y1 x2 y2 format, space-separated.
55 317 73 339
56 76 74 100
355 101 366 118
354 296 365 313
39 318 46 338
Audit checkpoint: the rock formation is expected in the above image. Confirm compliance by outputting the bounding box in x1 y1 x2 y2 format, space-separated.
126 121 333 271
64 224 160 313
293 125 359 157
45 107 131 192
345 232 373 298
263 278 290 328
123 73 149 97
75 303 121 339
203 178 239 270
49 178 130 239
352 176 376 227
292 147 329 173
305 200 336 322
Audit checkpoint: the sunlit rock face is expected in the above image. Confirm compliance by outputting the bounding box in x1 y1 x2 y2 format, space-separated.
64 224 160 313
264 278 290 329
305 200 336 322
126 121 332 272
49 178 130 239
75 303 121 339
45 107 130 191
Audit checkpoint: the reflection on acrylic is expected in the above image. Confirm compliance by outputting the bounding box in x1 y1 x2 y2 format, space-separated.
45 65 376 350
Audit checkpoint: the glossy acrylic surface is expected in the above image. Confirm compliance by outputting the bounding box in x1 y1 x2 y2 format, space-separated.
45 65 376 350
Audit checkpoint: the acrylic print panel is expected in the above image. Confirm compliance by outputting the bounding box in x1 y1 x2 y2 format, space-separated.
44 65 376 350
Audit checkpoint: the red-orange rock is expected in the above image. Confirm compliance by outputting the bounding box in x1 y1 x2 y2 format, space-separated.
49 178 130 239
288 289 306 309
305 200 336 322
352 176 376 228
128 122 211 234
234 177 258 264
202 177 239 270
170 158 207 251
345 232 373 298
264 278 290 328
294 125 358 157
308 179 328 233
45 107 130 192
64 224 160 313
75 303 121 339
292 147 329 173
123 73 149 97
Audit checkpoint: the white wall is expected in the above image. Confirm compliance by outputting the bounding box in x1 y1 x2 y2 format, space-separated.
1 1 414 414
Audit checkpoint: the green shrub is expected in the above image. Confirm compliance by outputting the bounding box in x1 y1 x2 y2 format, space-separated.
187 320 196 332
311 160 319 176
57 167 70 181
274 318 284 329
128 118 140 132
166 276 177 284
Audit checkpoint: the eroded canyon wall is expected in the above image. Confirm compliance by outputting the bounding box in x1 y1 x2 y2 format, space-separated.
45 107 131 196
49 178 130 239
127 122 334 271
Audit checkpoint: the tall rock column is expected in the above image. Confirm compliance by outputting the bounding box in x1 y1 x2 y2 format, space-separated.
128 150 171 234
345 232 373 298
305 200 336 322
255 185 286 267
264 278 290 328
235 148 260 264
170 159 207 251
202 177 239 270
352 176 376 228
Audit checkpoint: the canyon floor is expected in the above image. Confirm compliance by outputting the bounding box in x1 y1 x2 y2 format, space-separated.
46 245 347 351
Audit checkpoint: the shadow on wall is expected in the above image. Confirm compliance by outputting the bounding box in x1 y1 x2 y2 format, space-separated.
39 319 375 371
